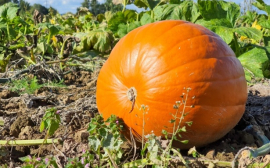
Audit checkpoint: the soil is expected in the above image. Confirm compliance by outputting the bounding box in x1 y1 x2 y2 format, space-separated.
0 69 270 167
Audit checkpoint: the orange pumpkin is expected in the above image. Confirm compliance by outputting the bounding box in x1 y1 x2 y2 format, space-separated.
96 20 247 149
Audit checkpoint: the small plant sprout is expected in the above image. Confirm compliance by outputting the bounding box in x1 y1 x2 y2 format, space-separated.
123 88 195 167
39 107 61 156
40 107 61 137
87 114 124 167
9 76 43 95
162 87 194 166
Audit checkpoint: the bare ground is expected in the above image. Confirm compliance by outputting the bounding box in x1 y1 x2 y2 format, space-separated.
0 69 270 167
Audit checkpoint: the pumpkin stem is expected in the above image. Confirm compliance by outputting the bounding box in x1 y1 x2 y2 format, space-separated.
127 87 137 113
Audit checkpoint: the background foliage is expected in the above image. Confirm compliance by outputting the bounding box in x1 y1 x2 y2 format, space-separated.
0 0 269 82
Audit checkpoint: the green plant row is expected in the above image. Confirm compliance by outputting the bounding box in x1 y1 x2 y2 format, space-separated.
0 0 269 81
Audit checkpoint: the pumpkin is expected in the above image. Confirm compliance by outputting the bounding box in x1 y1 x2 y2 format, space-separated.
96 20 247 149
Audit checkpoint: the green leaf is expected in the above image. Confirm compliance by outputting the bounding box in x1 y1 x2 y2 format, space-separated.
108 11 127 33
162 129 168 135
186 121 193 126
0 2 18 20
29 77 41 93
169 0 180 4
38 23 61 36
195 18 232 31
176 1 198 22
154 1 200 22
87 29 113 53
8 26 16 39
7 5 19 20
234 27 262 41
179 126 186 133
215 26 234 44
88 123 97 134
19 155 32 162
37 42 46 55
253 0 270 16
153 5 163 20
225 2 240 27
238 47 269 81
170 119 176 123
46 45 54 54
123 10 137 21
12 16 28 29
134 0 165 10
97 14 105 23
40 121 45 132
43 110 54 118
49 25 60 36
108 10 137 37
148 144 160 163
263 61 270 78
141 142 149 156
191 2 201 23
62 17 75 27
117 24 128 38
264 36 270 47
198 0 240 28
0 21 7 30
102 11 113 23
263 47 270 78
89 136 101 151
0 5 8 19
73 33 90 53
98 128 107 137
240 11 257 24
48 119 60 136
0 54 11 72
140 13 153 25
197 0 227 20
181 140 189 144
195 19 235 44
258 20 270 29
103 133 115 149
265 47 270 59
39 108 60 136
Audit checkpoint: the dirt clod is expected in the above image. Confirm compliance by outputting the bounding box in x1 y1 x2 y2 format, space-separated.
75 130 89 143
18 126 34 140
10 115 34 137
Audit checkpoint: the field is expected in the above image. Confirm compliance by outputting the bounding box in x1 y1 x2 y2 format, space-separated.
0 69 270 167
0 0 270 167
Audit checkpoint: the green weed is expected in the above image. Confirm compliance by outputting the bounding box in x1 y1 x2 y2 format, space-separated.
8 76 66 95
